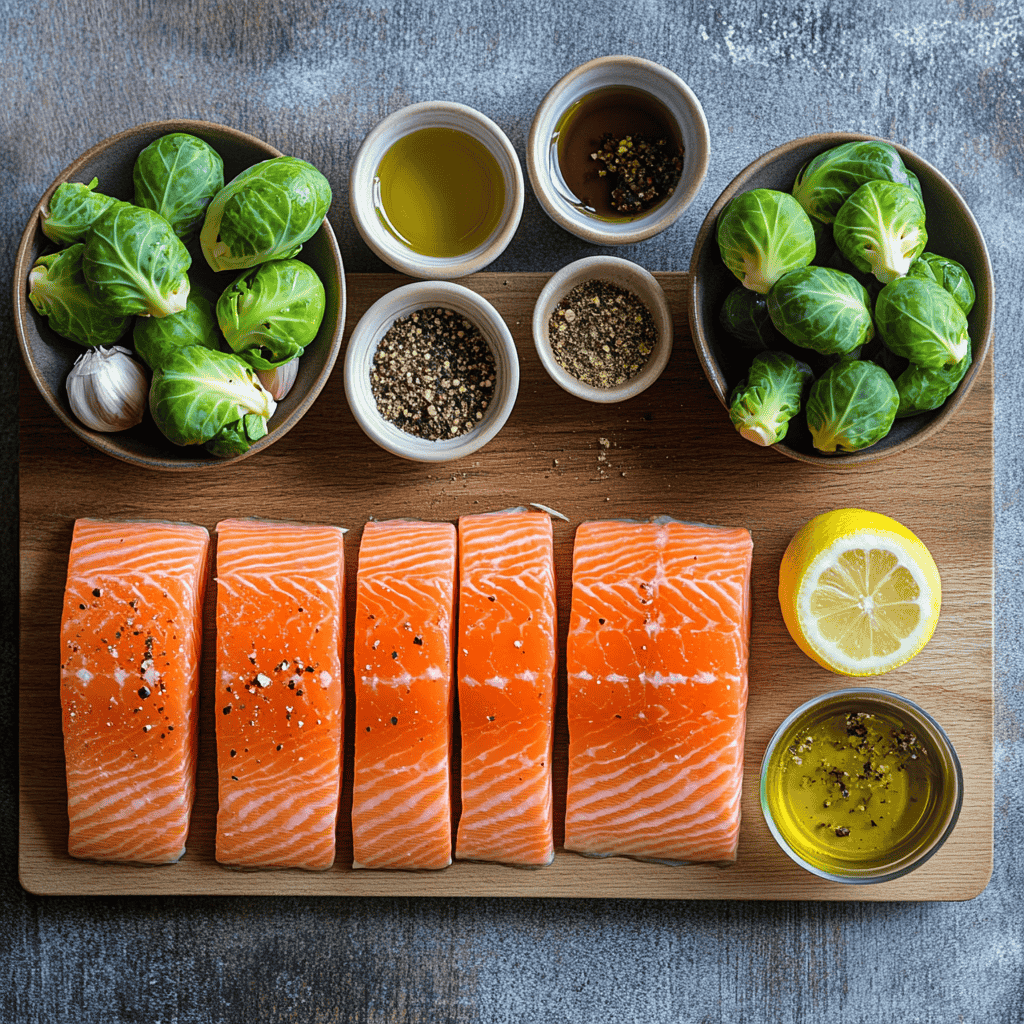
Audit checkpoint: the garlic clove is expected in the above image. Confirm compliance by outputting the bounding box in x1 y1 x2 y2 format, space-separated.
66 344 149 432
256 357 300 401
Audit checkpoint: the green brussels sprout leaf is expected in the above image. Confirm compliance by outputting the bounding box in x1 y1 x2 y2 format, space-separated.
767 266 875 356
41 178 119 245
216 258 325 370
875 277 970 368
805 360 899 453
728 351 814 446
133 291 221 370
27 244 132 347
133 133 225 241
717 285 783 353
149 346 277 456
906 251 976 315
200 156 332 273
895 354 971 418
716 189 816 294
82 202 191 317
833 180 927 285
792 140 916 223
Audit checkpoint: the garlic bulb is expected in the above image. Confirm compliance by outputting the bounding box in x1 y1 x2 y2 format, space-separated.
66 345 148 432
256 358 299 401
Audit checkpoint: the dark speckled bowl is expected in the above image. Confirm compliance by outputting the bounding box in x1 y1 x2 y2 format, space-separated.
687 132 993 467
13 119 345 471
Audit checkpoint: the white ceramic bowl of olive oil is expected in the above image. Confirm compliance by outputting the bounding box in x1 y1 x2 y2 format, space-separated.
528 55 710 245
350 101 525 280
344 280 520 462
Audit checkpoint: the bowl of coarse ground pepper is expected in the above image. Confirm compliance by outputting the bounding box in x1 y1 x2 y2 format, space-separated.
533 255 673 403
344 280 520 462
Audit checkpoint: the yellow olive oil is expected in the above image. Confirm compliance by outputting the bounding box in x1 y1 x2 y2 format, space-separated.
761 696 958 879
373 127 505 258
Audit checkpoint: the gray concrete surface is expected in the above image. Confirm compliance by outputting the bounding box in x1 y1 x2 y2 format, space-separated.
2 1 1022 1021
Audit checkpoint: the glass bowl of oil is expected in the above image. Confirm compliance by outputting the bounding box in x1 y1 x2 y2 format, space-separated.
528 56 710 245
350 101 524 280
760 688 963 885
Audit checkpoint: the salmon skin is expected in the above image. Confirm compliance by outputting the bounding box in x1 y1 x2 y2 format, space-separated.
351 520 457 870
565 517 753 865
214 519 345 871
456 509 558 867
59 518 210 864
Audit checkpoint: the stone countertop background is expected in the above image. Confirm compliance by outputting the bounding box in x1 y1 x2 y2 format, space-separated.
2 1 1022 1021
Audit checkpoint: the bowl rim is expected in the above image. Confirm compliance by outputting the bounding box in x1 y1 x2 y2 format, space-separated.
759 686 964 884
526 54 711 246
13 118 346 472
687 130 995 467
343 279 520 462
348 100 525 280
531 255 674 403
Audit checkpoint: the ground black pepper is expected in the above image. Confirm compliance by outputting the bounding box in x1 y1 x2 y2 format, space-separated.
549 279 657 387
370 307 496 440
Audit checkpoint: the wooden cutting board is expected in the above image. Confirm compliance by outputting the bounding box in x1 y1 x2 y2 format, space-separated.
18 272 994 900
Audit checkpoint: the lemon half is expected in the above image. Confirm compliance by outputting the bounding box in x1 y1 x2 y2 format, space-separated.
778 509 941 676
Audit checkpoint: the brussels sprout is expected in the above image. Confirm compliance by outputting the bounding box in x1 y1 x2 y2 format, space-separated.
895 354 971 418
41 178 118 245
728 351 813 446
767 266 875 356
875 277 970 369
149 346 277 456
833 180 927 285
216 259 325 370
716 189 816 294
792 140 916 224
809 214 836 264
133 291 220 370
717 286 783 352
27 244 131 347
200 156 332 273
82 202 191 317
805 360 899 453
906 251 976 315
133 133 225 241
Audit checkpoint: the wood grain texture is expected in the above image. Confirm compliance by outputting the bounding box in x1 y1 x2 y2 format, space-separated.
19 272 994 900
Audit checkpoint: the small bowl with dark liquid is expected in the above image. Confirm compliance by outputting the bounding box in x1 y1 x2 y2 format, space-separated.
528 56 710 245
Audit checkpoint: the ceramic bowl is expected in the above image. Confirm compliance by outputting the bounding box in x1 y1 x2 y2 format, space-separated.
527 55 710 245
687 131 995 466
349 101 524 279
13 118 345 471
344 280 519 462
532 255 673 403
760 688 963 884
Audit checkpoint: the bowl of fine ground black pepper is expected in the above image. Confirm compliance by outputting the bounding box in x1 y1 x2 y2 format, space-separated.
533 256 673 403
527 55 710 245
344 280 520 462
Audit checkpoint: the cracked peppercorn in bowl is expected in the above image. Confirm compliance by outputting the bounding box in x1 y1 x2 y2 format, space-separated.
532 256 673 403
527 55 710 245
344 280 519 462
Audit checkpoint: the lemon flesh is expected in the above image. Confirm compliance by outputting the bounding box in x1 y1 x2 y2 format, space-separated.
779 509 941 676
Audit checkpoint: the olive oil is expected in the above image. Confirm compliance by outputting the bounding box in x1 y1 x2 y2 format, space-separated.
373 127 505 258
761 693 961 880
550 86 683 221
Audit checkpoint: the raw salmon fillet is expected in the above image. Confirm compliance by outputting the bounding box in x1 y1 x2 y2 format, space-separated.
214 519 345 871
59 518 210 864
351 519 457 870
456 509 557 867
565 517 753 864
